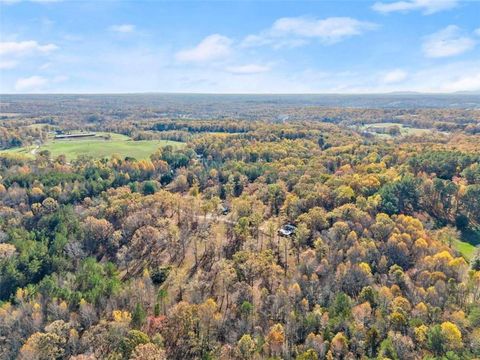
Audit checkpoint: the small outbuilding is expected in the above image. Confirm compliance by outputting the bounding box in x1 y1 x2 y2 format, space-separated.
278 224 296 237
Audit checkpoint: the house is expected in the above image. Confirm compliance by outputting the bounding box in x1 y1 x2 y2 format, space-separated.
54 133 96 140
220 204 230 215
278 224 296 237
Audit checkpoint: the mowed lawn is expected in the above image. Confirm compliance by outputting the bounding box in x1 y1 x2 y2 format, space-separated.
453 239 477 260
1 132 185 161
454 228 480 260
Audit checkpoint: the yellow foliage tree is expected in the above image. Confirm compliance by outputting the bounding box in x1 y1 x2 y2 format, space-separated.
441 321 462 350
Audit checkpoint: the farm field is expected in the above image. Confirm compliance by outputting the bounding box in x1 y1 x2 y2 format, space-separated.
0 132 185 160
359 122 441 138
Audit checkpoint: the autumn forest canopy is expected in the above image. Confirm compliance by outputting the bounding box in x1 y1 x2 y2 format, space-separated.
0 94 479 360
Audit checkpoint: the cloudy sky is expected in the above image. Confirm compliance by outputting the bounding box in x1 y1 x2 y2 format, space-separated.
0 0 479 93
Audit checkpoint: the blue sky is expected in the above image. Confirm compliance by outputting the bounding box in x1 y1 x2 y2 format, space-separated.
1 0 479 93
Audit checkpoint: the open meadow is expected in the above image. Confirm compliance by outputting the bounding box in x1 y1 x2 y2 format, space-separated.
0 132 185 160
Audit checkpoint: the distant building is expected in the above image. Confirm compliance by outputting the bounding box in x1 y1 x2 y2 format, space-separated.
220 204 230 215
54 133 96 139
278 224 296 237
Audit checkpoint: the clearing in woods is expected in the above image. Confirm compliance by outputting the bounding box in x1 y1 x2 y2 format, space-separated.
1 132 185 160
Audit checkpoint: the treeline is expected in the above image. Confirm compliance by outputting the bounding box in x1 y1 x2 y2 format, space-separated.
0 126 49 150
152 120 253 134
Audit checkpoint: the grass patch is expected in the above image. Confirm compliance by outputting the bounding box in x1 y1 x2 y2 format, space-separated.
453 239 477 260
1 132 185 161
454 228 480 260
359 122 440 138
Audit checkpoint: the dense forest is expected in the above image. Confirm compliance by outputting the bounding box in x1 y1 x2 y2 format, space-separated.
0 96 479 359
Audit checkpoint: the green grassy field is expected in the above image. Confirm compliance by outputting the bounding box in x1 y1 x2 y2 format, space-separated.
359 122 439 138
453 239 477 260
454 228 480 260
1 132 185 161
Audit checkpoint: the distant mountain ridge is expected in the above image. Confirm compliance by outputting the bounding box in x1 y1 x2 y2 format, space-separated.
2 93 480 106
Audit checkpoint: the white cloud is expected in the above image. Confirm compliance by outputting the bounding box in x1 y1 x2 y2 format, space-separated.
443 72 480 92
226 64 271 74
382 69 408 83
242 34 307 49
242 16 377 48
475 28 480 36
7 60 480 94
423 25 476 58
176 34 233 63
0 40 58 56
0 60 18 69
273 17 376 40
375 62 480 93
300 62 480 93
0 40 58 73
409 62 480 92
109 24 136 33
372 0 458 15
14 76 49 91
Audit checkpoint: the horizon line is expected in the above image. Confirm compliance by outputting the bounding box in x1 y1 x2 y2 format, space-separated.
1 91 480 96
